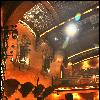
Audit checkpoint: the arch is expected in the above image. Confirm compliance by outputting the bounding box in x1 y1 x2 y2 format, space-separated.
6 1 35 25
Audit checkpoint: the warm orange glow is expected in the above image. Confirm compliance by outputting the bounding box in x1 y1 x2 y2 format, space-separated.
73 55 99 65
1 7 3 27
68 62 72 66
94 92 99 100
57 87 71 90
73 93 82 99
18 20 36 37
97 92 99 99
82 61 90 70
52 93 61 100
53 93 60 98
55 54 63 63
3 1 99 99
61 71 62 78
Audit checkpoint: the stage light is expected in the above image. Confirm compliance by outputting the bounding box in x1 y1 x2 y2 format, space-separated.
64 23 79 37
54 37 58 41
47 68 50 73
96 6 99 9
73 93 81 99
82 60 90 70
75 13 81 21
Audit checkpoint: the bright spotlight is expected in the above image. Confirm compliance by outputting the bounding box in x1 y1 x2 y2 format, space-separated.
54 37 58 41
75 13 81 21
47 68 50 73
64 23 79 37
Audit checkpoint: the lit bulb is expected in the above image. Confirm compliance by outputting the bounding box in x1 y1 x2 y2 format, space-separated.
64 23 79 37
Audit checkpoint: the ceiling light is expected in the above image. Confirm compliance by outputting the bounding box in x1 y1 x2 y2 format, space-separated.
64 23 79 37
47 68 50 73
54 37 58 41
75 13 81 21
96 6 99 9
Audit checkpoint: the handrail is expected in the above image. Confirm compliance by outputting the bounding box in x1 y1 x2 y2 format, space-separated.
68 47 99 59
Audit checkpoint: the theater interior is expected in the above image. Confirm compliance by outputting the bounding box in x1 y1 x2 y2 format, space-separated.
1 1 99 100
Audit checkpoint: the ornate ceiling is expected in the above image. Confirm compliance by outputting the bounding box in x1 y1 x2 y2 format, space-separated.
1 1 99 99
19 1 99 35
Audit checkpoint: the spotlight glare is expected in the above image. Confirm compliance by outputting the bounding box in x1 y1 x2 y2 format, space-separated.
96 6 99 9
54 37 58 41
47 68 50 73
75 13 81 21
64 23 79 37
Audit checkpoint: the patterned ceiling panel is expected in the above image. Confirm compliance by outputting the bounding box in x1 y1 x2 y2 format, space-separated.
21 3 58 34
